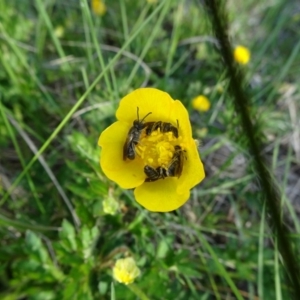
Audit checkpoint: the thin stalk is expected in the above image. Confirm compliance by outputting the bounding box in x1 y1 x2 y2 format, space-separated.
81 0 113 95
165 1 184 77
126 0 171 86
0 103 45 214
127 283 150 300
35 0 70 70
198 233 244 300
202 0 300 296
257 203 265 300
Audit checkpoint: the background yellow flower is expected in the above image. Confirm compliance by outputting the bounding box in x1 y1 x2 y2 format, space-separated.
192 95 211 112
91 0 106 16
233 45 251 65
113 257 141 285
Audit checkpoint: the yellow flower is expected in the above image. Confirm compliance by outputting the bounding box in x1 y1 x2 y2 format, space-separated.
233 45 251 65
192 95 210 112
91 0 106 16
98 88 205 212
113 257 141 285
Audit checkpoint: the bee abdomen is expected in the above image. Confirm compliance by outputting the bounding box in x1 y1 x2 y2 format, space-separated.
144 165 167 182
144 121 178 138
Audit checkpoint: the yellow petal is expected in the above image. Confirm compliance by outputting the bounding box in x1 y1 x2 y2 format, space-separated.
116 88 175 124
176 139 205 194
113 257 140 285
170 99 192 143
98 121 145 189
134 179 190 212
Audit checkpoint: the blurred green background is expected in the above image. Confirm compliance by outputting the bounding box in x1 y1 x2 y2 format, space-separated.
0 0 299 299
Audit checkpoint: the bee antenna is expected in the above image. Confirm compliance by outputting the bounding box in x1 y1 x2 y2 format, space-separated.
136 107 140 121
140 111 152 122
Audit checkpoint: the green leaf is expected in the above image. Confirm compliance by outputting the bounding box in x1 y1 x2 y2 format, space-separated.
60 219 77 252
66 183 98 200
79 225 99 260
67 131 99 162
156 239 169 259
89 179 108 196
25 230 49 263
25 230 42 252
98 281 109 295
75 201 95 227
176 264 202 277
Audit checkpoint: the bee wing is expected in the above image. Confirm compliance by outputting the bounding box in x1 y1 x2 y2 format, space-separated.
166 151 184 178
144 122 157 135
176 152 184 177
123 136 129 160
123 128 134 160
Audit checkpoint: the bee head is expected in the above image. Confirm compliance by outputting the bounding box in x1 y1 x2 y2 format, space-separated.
133 107 152 127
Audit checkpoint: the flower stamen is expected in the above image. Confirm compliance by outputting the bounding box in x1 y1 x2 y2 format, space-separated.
136 127 184 169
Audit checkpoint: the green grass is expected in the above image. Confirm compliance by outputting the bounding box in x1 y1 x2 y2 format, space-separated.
0 0 299 299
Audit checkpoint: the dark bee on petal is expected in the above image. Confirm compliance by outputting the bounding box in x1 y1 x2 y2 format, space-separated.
145 120 179 138
165 145 186 178
123 107 152 160
144 165 167 182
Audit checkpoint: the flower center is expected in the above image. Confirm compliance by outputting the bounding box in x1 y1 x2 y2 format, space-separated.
136 128 184 168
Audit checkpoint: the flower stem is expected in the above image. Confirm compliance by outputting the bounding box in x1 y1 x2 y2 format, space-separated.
127 284 150 300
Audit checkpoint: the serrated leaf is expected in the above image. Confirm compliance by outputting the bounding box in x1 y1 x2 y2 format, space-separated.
24 231 49 264
156 240 169 259
25 230 42 251
53 242 82 267
80 225 99 260
60 219 77 252
75 201 95 227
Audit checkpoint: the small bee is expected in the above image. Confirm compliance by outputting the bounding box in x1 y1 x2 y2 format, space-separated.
145 120 179 138
165 145 186 178
144 165 167 182
144 145 186 182
123 107 152 160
